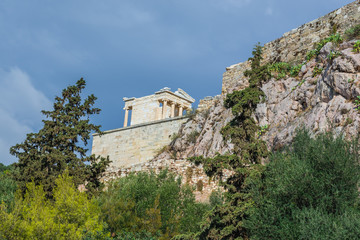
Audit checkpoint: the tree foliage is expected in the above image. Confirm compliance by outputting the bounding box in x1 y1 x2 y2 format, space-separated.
0 164 17 210
0 171 106 240
10 79 110 197
221 43 269 162
97 170 210 239
247 130 360 239
188 43 270 239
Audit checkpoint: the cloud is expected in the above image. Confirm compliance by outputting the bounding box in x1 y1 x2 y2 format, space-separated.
73 2 154 29
0 67 52 165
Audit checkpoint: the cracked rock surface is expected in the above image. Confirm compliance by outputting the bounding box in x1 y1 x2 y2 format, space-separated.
159 41 360 159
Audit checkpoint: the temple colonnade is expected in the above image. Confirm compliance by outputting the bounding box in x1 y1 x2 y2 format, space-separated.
123 99 187 127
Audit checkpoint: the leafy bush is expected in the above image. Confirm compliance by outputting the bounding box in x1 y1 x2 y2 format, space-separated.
0 171 105 240
0 164 16 210
305 33 343 61
353 40 360 53
267 62 291 80
209 189 224 207
247 130 360 239
312 65 323 77
0 163 13 173
354 96 360 111
344 24 360 40
289 63 303 77
327 50 341 61
97 170 210 239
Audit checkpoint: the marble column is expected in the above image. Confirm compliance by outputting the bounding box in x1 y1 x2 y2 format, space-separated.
162 100 168 119
179 106 183 116
171 102 175 118
123 108 129 127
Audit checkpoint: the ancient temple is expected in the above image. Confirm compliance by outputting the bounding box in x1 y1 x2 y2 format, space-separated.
92 87 195 170
123 87 195 127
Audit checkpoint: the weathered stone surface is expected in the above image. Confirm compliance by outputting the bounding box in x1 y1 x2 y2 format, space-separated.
258 44 360 150
169 97 234 159
92 117 188 170
165 42 360 163
222 1 360 94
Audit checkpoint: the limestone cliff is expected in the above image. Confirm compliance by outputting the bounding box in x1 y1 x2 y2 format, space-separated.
165 40 360 160
158 1 360 160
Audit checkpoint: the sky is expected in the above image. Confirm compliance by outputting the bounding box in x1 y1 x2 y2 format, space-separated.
0 0 354 165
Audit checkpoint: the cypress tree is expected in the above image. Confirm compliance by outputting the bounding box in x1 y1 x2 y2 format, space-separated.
10 78 110 197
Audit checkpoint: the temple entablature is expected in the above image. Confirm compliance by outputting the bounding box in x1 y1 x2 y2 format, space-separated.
123 87 194 127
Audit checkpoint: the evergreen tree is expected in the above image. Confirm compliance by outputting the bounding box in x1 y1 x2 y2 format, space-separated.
0 164 17 210
10 78 110 197
188 43 269 239
247 130 360 239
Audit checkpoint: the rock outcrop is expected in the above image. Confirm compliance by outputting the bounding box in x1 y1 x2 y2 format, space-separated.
165 40 360 159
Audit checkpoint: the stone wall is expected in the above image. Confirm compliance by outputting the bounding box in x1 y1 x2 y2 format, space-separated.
101 157 233 202
222 0 360 94
197 95 221 112
92 116 188 170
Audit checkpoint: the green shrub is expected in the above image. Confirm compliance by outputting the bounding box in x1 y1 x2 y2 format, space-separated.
0 171 105 240
289 63 303 77
354 96 360 111
327 50 341 61
313 65 323 77
97 170 210 238
305 33 343 61
246 130 360 239
267 62 291 80
209 189 224 207
257 124 269 137
344 24 360 40
353 40 360 53
0 166 16 210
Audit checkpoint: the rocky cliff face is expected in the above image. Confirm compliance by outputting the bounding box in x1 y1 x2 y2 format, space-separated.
259 41 360 150
222 1 360 94
160 40 360 160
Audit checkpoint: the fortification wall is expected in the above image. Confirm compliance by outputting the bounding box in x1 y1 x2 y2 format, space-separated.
222 0 360 94
92 116 188 170
101 158 232 202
